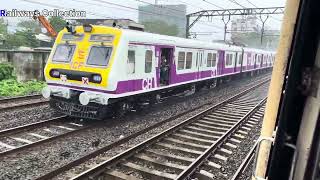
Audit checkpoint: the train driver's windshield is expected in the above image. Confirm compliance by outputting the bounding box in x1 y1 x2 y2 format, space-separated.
52 44 76 63
87 46 112 66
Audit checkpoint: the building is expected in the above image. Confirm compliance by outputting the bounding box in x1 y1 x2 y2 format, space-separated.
231 16 260 33
138 4 187 37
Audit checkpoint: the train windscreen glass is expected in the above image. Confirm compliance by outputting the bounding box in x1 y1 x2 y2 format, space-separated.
52 44 76 62
87 46 112 66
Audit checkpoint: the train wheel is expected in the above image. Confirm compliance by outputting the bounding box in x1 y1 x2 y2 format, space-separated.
191 84 196 94
115 101 130 117
208 79 217 89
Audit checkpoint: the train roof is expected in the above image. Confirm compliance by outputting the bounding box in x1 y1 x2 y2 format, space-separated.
75 25 275 53
121 28 242 51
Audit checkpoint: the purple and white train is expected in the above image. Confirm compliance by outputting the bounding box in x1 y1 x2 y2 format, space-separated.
42 25 275 119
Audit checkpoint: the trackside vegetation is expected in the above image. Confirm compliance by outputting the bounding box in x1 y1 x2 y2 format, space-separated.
0 63 45 97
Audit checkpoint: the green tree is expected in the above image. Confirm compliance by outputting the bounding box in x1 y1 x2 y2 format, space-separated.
5 29 39 49
0 18 8 35
49 16 67 33
141 20 179 36
17 20 41 33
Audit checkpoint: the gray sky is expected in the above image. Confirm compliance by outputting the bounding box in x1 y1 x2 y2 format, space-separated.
2 0 286 40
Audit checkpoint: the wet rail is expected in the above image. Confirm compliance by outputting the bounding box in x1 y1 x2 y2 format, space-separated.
0 116 96 157
35 78 270 180
0 94 48 111
68 80 269 180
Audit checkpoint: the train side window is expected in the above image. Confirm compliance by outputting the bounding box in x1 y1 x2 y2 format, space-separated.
186 52 192 69
145 50 152 73
230 54 234 65
225 54 229 66
212 53 217 67
226 54 233 66
178 52 185 70
207 53 212 67
127 50 135 74
238 54 243 65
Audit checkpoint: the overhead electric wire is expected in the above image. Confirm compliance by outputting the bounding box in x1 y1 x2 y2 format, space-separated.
135 0 187 14
68 0 225 31
227 0 246 8
176 0 206 11
17 0 117 19
202 0 224 9
242 0 282 22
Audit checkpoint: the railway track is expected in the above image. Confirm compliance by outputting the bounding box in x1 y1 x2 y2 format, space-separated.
0 116 97 157
189 104 265 180
0 94 48 111
32 78 270 180
64 80 269 180
231 141 258 180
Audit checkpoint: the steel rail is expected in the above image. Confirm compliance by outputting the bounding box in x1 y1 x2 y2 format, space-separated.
176 98 266 179
0 116 97 157
0 94 42 103
70 79 269 180
231 141 259 180
0 94 48 111
0 116 67 137
35 78 270 180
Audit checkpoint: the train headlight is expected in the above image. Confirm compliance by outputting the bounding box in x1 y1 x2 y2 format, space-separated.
79 92 90 105
83 24 93 33
92 75 102 83
42 87 51 99
50 69 60 78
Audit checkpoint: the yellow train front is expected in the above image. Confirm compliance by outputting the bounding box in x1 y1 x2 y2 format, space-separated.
42 25 123 119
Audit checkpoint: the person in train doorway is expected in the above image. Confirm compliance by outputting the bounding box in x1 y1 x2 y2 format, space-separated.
160 55 169 85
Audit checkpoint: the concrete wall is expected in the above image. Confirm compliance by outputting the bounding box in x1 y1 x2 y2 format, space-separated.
0 50 50 81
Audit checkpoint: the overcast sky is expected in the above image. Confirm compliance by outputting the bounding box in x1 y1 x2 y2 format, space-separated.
2 0 286 40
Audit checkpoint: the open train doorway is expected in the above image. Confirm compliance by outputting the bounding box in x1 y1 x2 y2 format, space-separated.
159 48 173 86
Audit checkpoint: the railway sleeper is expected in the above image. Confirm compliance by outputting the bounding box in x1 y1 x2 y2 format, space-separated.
207 115 240 123
172 133 214 145
104 169 141 180
132 154 185 174
202 117 236 125
197 119 233 128
209 112 244 120
190 123 229 132
179 129 220 140
121 161 177 180
185 126 226 136
145 149 195 164
163 138 209 151
154 142 203 156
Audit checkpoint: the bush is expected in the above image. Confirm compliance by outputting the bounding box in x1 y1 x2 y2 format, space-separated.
0 63 14 81
0 79 46 97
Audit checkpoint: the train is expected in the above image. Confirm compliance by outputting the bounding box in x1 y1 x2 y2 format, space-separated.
41 24 275 119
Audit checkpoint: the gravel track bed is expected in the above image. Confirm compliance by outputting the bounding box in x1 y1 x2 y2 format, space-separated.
198 110 264 180
237 158 254 180
0 105 61 131
0 73 270 180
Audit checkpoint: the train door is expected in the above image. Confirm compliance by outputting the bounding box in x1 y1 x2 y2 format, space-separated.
217 51 224 75
196 50 204 79
156 46 174 86
234 52 238 72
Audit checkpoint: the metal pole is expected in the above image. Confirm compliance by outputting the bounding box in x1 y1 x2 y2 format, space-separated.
222 15 231 42
259 15 269 47
186 15 190 38
253 0 300 179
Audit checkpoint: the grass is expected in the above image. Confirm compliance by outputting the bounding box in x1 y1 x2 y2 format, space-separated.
0 79 46 97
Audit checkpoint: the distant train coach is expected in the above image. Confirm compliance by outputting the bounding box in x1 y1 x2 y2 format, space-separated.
42 24 275 119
